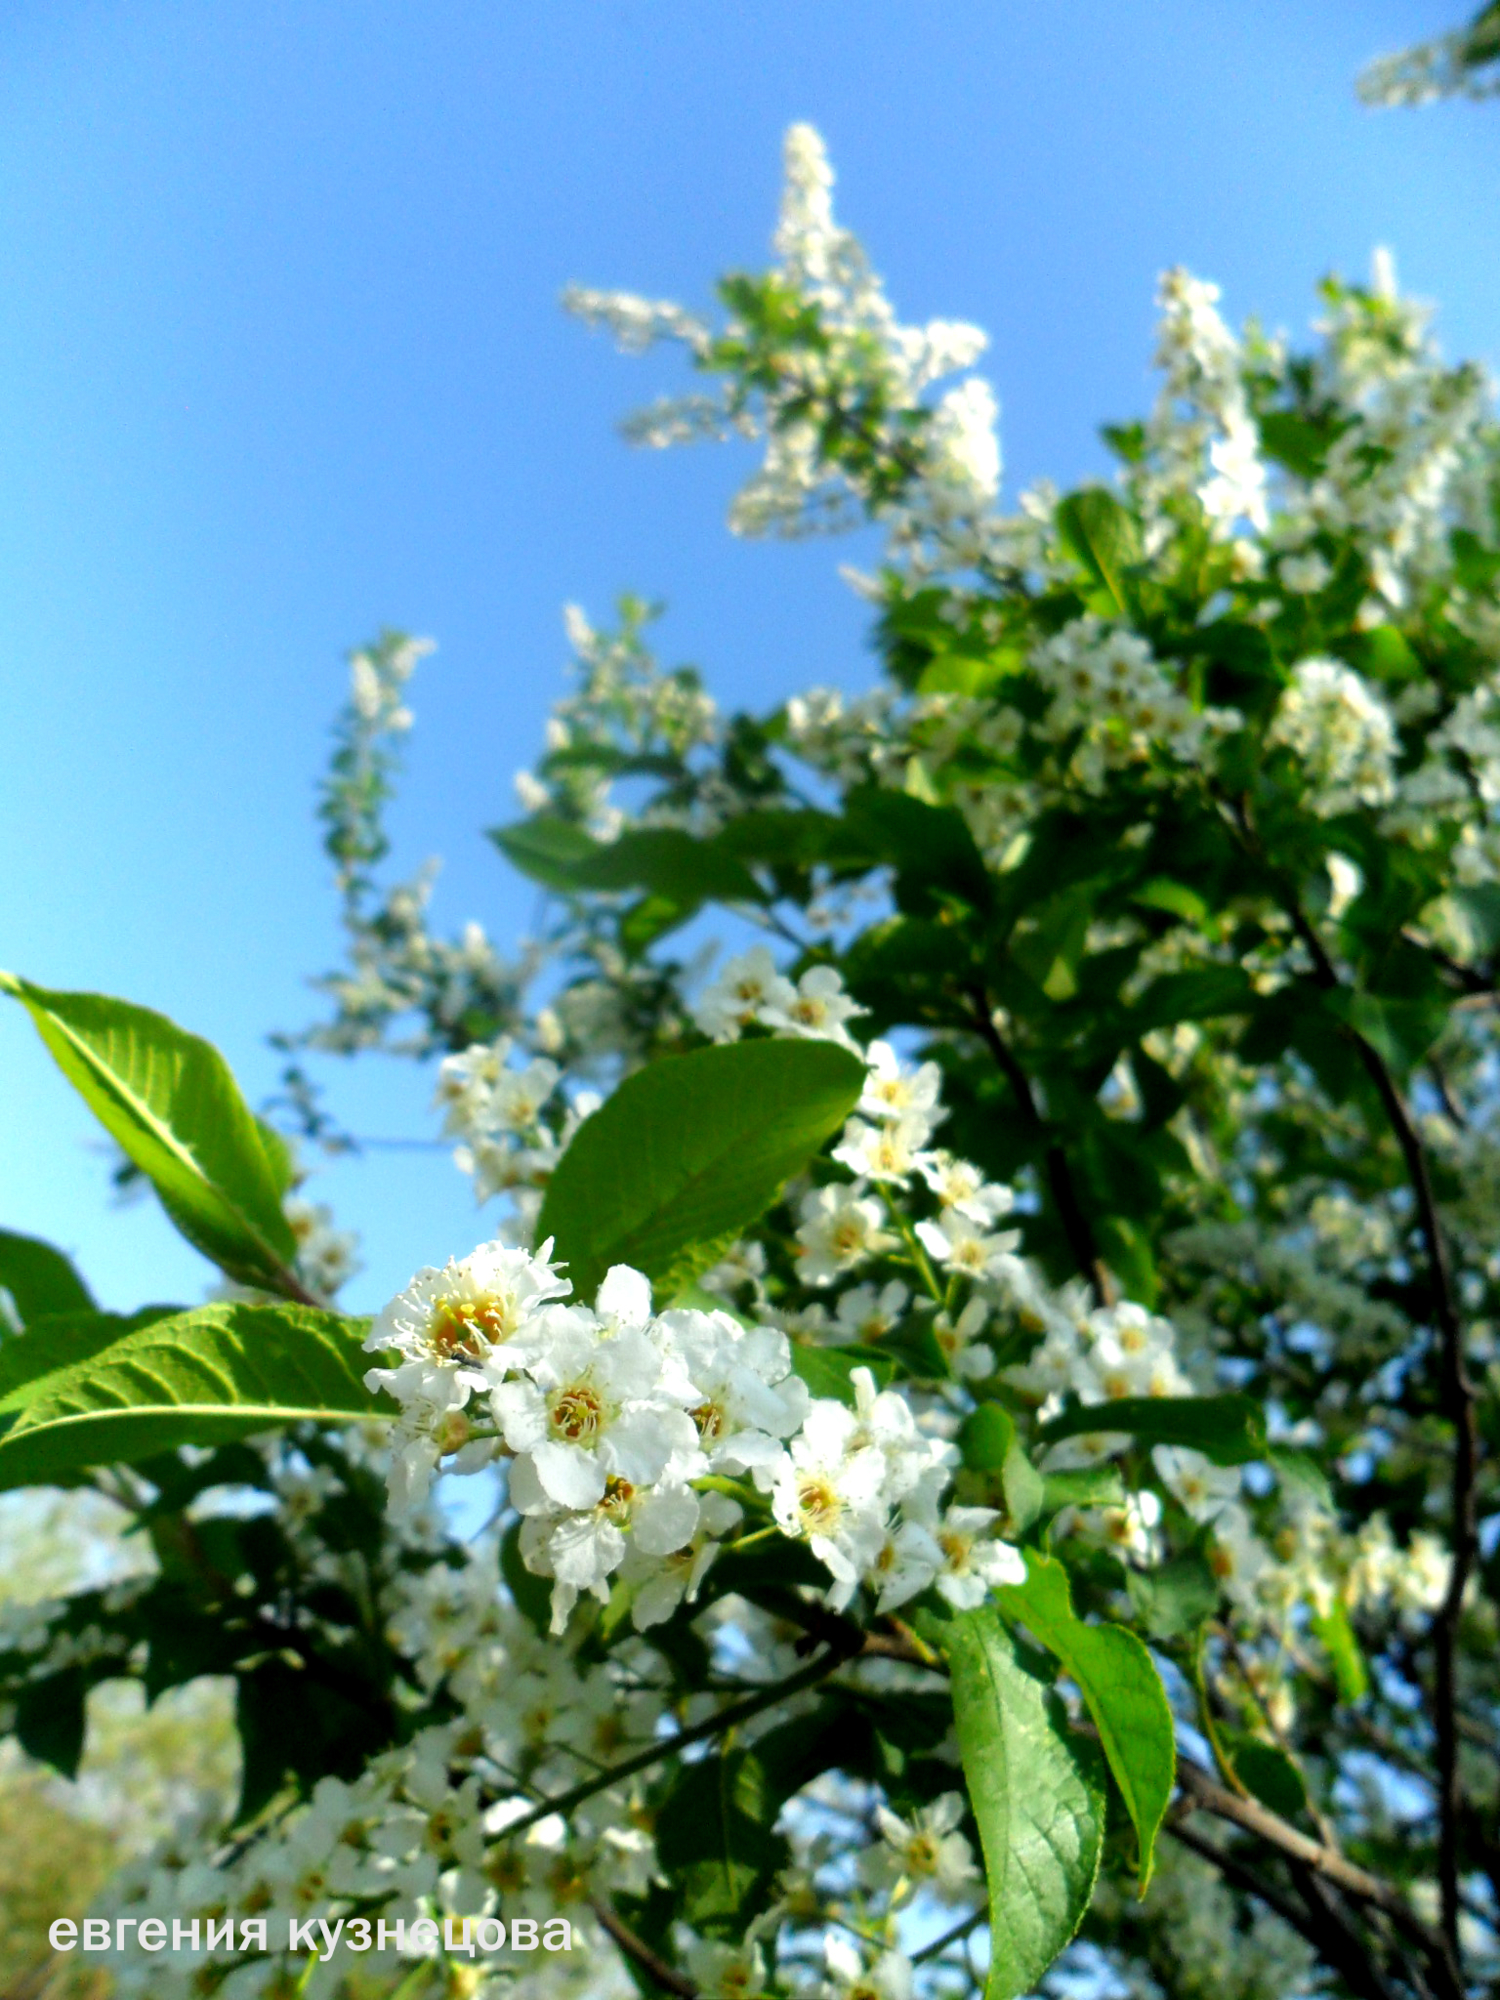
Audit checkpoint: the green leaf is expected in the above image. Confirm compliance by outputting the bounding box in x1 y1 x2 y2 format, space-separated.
1229 1737 1308 1822
0 1302 381 1488
790 1344 897 1405
653 1747 789 1938
1312 1598 1369 1705
960 1403 1017 1471
501 1519 553 1637
1055 488 1141 616
0 1308 177 1409
1040 1394 1265 1467
1257 412 1331 479
0 1229 95 1327
1267 1446 1333 1514
1446 884 1500 959
0 976 299 1293
959 1404 1044 1532
1126 1551 1219 1643
948 1609 1105 2000
1038 1464 1124 1517
997 1552 1175 1889
492 818 763 907
536 1039 866 1304
488 814 603 890
843 786 993 918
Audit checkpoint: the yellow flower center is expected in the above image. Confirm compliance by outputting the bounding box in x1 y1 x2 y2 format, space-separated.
550 1384 605 1443
427 1292 519 1360
797 1476 842 1534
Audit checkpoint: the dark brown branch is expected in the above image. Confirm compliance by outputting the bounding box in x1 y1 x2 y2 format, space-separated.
1166 1820 1386 1993
1286 902 1479 1960
590 1899 697 1998
1174 1758 1462 2000
1288 1861 1406 2000
965 987 1117 1306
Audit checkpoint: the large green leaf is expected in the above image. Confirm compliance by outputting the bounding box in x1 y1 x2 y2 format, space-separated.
1055 487 1141 616
0 975 300 1293
997 1552 1175 1888
1039 1393 1265 1467
0 1228 95 1326
0 1308 175 1408
948 1609 1105 2000
492 817 763 906
0 1302 381 1488
535 1039 866 1304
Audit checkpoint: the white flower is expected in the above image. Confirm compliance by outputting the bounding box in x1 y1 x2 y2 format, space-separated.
915 1208 1018 1279
654 1308 809 1472
822 1936 914 2000
1267 658 1398 815
1090 1492 1163 1564
931 1506 1025 1608
1078 1303 1180 1401
916 1150 1013 1224
833 1114 932 1184
795 1183 895 1285
932 1295 995 1381
832 1280 909 1343
367 1239 571 1375
859 1040 944 1123
863 1793 980 1902
1209 1502 1273 1611
769 1399 888 1608
692 946 796 1042
758 964 867 1046
1152 1445 1242 1524
870 1517 943 1612
1279 550 1333 594
494 1317 698 1511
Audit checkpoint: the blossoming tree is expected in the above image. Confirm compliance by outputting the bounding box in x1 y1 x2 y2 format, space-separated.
4 110 1500 2000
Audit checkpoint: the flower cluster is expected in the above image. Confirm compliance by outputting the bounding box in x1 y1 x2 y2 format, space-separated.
1267 657 1399 816
1031 615 1240 786
565 123 1002 569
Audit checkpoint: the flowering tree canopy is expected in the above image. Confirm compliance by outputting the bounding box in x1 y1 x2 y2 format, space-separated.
6 112 1500 2000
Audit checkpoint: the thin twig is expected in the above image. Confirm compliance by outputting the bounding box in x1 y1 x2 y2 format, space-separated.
495 1641 855 1841
590 1898 697 1998
965 987 1116 1306
910 1906 987 1965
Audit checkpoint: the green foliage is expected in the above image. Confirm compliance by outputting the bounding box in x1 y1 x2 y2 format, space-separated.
949 1610 1105 2000
1040 1394 1266 1465
0 1228 95 1326
997 1552 1175 1888
1 975 301 1293
536 1037 866 1301
0 1302 381 1488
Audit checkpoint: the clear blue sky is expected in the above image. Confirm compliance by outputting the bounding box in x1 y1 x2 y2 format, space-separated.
3 0 1498 1316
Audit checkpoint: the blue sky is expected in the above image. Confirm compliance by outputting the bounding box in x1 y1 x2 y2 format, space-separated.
3 0 1498 1316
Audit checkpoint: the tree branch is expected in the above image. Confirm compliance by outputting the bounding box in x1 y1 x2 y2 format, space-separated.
494 1639 856 1841
965 987 1117 1307
1284 901 1479 1960
1174 1758 1462 2000
590 1898 697 1998
1166 1819 1386 1991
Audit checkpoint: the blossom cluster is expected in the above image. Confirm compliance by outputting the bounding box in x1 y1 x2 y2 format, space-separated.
566 123 1002 569
95 1526 986 2000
